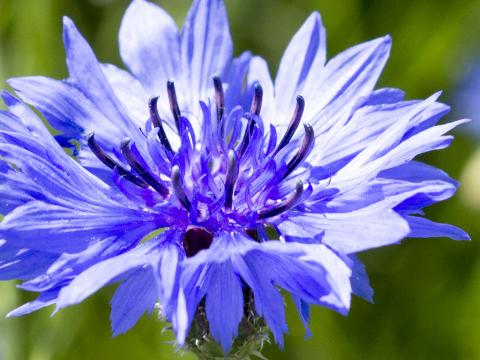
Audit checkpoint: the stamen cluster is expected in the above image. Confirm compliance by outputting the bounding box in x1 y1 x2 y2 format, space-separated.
88 78 314 254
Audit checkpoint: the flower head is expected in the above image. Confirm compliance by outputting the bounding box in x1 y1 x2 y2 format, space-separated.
0 0 469 354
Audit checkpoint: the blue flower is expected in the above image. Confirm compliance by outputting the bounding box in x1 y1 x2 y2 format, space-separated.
0 0 469 353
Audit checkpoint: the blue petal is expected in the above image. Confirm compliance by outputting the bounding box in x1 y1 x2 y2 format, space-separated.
234 253 288 347
110 268 158 336
100 63 149 127
293 243 352 313
324 179 456 218
175 262 209 343
275 12 326 126
327 100 466 191
0 134 115 205
56 231 181 312
56 242 156 309
8 76 125 142
304 36 391 134
224 52 252 112
380 161 457 185
0 172 40 214
181 233 342 348
1 91 56 145
0 112 143 207
406 216 470 240
278 207 409 254
156 238 184 318
62 17 134 133
311 97 447 170
119 0 180 95
0 248 57 281
348 255 374 303
19 236 120 292
0 201 163 253
391 182 457 213
0 109 26 134
181 0 233 106
7 288 60 317
205 261 244 352
361 88 405 106
292 295 312 338
380 119 468 171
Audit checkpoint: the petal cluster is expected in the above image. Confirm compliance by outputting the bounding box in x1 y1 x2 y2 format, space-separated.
0 0 468 352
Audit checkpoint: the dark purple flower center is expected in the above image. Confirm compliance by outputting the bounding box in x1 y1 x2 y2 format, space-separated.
182 226 214 257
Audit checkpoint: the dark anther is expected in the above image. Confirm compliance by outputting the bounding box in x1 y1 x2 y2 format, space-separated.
213 76 225 122
224 150 238 210
258 181 304 220
274 95 305 156
250 82 263 116
87 133 148 188
237 116 255 159
167 80 181 128
183 226 214 257
148 97 174 154
238 82 264 158
120 139 169 197
171 165 191 210
87 133 117 170
282 124 315 180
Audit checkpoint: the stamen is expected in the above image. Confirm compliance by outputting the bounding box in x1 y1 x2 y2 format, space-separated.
167 80 181 128
87 133 148 188
238 82 264 158
120 139 169 197
224 150 238 210
148 97 174 154
250 82 263 116
274 95 305 155
258 181 304 220
171 165 191 210
213 76 225 122
237 116 255 159
183 226 214 257
282 124 314 180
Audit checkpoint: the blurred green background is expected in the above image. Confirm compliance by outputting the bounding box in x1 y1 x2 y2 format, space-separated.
0 0 479 359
